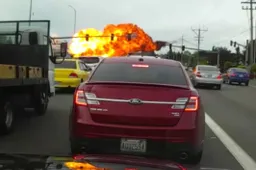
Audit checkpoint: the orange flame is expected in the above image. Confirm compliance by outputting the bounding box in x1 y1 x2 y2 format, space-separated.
68 23 156 57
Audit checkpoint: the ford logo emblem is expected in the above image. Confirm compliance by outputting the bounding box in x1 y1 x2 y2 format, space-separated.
129 98 143 105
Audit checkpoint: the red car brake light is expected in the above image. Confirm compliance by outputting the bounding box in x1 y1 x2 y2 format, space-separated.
75 90 87 106
74 90 100 106
132 64 149 68
185 96 199 112
196 72 201 77
172 96 199 111
217 74 222 79
230 73 236 77
69 72 78 78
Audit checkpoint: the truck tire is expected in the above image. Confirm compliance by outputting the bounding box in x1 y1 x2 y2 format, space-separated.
0 101 14 135
34 86 49 116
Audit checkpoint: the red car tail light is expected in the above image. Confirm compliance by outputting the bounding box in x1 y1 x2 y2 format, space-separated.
75 90 87 106
69 72 78 78
74 90 100 106
196 72 201 77
217 74 222 79
185 96 198 111
230 73 236 77
172 97 199 111
132 64 149 68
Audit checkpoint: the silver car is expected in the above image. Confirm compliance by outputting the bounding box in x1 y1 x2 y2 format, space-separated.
190 65 223 90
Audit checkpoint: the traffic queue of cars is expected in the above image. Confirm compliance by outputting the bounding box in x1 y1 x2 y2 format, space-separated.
69 55 205 165
222 67 250 86
190 65 250 89
54 55 250 165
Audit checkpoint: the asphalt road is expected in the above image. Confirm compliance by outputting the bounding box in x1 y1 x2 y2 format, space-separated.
0 84 256 170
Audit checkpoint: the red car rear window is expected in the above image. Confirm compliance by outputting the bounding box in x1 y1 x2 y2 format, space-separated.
90 63 187 86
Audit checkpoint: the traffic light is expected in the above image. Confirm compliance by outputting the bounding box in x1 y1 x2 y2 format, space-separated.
181 45 185 51
127 33 132 41
169 44 172 50
230 40 233 46
85 34 89 41
110 34 114 41
234 41 237 47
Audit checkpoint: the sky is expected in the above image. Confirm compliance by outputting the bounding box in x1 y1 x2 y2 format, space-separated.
0 0 252 54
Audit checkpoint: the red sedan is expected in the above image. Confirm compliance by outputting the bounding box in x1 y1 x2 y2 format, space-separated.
69 55 205 165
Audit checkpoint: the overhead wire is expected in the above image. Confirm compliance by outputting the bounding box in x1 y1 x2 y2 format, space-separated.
213 28 252 45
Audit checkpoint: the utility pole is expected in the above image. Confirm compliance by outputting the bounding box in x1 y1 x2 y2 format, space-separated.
29 0 33 26
181 35 184 63
191 26 208 64
241 0 256 64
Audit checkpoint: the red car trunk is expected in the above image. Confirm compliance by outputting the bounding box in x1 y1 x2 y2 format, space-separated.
84 83 191 126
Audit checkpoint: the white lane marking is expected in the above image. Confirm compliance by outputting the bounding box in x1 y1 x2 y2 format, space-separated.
205 113 256 170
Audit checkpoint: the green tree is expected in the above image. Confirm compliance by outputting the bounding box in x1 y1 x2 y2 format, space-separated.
224 61 232 71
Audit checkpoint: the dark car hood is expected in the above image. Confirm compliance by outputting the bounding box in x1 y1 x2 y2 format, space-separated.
48 154 186 170
0 153 186 170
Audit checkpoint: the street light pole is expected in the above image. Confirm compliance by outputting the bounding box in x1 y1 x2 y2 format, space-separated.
29 0 33 26
68 5 77 34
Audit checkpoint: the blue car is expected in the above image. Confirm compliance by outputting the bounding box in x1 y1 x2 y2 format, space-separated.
223 68 250 86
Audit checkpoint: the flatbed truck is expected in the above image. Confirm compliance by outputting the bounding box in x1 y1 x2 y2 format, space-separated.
0 20 67 135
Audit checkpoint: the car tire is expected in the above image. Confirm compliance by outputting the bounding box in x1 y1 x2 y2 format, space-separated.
0 101 14 135
189 150 203 165
227 79 232 85
245 81 249 86
216 85 221 90
33 85 49 116
34 91 49 116
70 140 82 154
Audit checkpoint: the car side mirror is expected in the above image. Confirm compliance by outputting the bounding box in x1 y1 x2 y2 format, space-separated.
60 42 68 57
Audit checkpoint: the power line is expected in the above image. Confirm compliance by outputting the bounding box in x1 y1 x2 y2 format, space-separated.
241 0 256 64
183 39 197 47
191 26 208 64
213 28 251 45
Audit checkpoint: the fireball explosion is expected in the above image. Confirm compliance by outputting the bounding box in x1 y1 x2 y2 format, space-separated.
68 23 156 57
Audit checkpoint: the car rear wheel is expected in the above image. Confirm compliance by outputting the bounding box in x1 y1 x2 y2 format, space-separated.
245 81 249 86
70 138 84 154
216 85 221 90
227 79 232 85
188 150 203 164
0 101 14 135
70 142 82 154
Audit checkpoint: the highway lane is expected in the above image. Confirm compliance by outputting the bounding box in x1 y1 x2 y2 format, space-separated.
0 85 251 170
198 83 256 169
